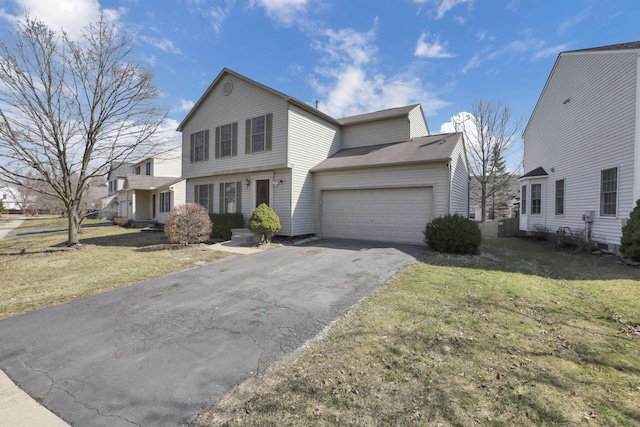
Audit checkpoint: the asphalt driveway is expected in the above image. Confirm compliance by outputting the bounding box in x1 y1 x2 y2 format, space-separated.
0 239 423 426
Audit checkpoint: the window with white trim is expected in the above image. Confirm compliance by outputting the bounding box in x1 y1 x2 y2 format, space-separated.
197 185 209 211
600 168 617 216
224 182 236 213
145 162 151 175
531 183 541 214
134 165 140 175
159 191 171 213
251 116 265 153
220 124 232 158
194 131 205 162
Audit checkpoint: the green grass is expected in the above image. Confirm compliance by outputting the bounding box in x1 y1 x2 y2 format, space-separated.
195 237 640 427
0 218 229 319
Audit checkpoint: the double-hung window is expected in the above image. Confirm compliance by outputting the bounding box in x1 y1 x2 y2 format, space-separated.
145 162 151 175
251 116 265 153
194 131 205 162
159 192 171 213
224 182 236 213
555 179 564 215
134 165 141 175
601 168 618 216
220 124 232 158
521 185 527 214
197 185 209 211
531 183 541 214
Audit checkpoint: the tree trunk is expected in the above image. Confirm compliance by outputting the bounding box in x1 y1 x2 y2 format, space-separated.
67 202 82 246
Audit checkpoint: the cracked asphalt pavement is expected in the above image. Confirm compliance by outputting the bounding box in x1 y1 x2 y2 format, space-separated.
0 239 423 426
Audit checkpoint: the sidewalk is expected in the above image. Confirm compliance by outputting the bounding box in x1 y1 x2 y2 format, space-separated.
0 217 24 239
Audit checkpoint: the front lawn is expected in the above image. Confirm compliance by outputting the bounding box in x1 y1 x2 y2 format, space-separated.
194 237 640 426
0 219 230 319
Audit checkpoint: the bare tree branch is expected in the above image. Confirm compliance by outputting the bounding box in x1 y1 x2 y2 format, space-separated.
0 14 168 244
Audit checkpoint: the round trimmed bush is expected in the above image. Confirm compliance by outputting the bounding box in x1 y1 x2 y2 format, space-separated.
423 214 481 254
621 199 640 261
248 203 281 244
164 203 212 245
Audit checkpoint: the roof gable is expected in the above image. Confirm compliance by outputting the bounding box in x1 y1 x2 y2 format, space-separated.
338 104 420 126
177 68 339 131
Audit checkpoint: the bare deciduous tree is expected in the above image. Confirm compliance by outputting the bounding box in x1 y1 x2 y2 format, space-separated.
451 99 521 222
0 15 167 245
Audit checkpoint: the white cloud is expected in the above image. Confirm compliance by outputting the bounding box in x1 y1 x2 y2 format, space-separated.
251 0 309 27
461 55 480 73
414 0 473 20
187 0 235 33
415 33 455 58
139 36 182 54
178 99 195 112
559 8 589 34
309 22 449 119
534 43 571 60
0 0 120 38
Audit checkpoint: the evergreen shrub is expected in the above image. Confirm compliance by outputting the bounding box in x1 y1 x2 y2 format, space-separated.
209 212 244 240
247 203 281 243
423 213 481 254
621 199 640 261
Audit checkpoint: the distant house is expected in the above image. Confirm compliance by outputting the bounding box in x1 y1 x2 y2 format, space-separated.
117 147 186 225
520 41 640 250
102 162 132 219
177 68 468 244
469 175 521 222
0 186 23 211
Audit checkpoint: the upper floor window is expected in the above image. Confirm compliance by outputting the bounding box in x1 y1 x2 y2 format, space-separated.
221 124 232 157
601 168 618 216
190 130 209 163
531 183 541 214
134 165 141 175
245 113 272 154
521 185 527 214
555 179 564 215
145 162 151 175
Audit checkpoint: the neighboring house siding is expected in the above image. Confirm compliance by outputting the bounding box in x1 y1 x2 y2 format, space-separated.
181 77 288 179
523 50 638 246
314 164 449 219
342 117 408 149
449 138 469 216
153 147 182 177
288 105 341 235
408 105 429 138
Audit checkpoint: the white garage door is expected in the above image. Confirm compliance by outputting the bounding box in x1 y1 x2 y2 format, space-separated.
321 187 433 244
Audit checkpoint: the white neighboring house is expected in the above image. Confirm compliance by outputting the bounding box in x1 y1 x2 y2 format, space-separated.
520 41 640 250
117 147 186 225
0 185 23 211
177 68 469 244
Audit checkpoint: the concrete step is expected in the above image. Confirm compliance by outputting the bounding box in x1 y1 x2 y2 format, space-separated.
231 228 255 245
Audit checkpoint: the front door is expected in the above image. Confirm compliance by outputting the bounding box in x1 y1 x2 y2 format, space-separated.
256 179 270 207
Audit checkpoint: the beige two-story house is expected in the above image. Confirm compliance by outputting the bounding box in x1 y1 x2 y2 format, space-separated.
177 68 468 244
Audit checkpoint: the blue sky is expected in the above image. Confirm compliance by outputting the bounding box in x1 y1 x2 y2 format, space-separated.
1 0 639 168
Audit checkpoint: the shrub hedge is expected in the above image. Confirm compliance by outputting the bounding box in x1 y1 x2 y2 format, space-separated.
248 203 281 243
621 199 640 261
423 213 481 254
209 212 245 240
164 203 212 245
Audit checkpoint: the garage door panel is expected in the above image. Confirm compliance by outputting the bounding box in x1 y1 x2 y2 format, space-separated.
321 188 433 244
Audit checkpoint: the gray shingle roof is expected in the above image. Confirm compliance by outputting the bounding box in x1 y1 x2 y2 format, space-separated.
311 133 462 172
124 175 183 190
338 104 419 126
520 166 548 178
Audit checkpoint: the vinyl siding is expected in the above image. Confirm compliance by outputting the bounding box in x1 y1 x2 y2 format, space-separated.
288 105 341 235
523 50 638 246
408 105 429 138
314 163 450 234
449 137 469 216
186 169 292 235
152 147 182 177
180 76 288 179
342 116 409 149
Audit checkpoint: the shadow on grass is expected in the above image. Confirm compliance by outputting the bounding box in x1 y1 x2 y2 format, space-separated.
420 236 640 282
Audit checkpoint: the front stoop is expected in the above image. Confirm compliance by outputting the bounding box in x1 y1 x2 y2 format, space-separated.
231 228 255 245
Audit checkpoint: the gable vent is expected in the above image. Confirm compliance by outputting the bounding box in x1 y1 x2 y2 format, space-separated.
222 80 234 96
